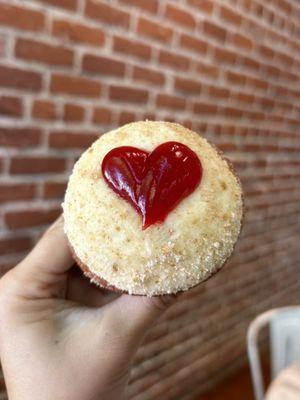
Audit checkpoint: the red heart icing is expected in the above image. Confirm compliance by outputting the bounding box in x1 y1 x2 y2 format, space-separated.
102 141 202 229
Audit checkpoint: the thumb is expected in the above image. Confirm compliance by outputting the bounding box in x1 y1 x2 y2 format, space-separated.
12 216 73 298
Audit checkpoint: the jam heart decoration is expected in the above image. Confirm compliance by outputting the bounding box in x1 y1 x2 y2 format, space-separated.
102 141 202 229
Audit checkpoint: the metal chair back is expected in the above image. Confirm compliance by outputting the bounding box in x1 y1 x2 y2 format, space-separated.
247 306 300 400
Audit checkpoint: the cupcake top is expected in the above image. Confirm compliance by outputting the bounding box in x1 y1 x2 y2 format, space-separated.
63 121 243 296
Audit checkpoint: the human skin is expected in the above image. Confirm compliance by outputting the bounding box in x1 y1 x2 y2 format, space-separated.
0 217 176 400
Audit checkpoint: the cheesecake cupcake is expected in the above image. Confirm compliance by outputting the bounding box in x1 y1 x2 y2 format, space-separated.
63 121 243 296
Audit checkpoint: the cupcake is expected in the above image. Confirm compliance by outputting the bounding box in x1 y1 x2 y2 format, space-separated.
63 121 243 296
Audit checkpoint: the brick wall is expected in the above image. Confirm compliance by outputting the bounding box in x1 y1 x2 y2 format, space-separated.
0 0 300 398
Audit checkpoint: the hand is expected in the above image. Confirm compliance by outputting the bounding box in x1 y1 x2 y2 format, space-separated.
0 217 176 400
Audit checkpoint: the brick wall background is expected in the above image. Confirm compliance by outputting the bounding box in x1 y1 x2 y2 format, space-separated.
0 0 300 398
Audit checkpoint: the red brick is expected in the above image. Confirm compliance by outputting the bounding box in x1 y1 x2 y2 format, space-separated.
187 0 213 14
0 4 45 32
208 86 230 99
85 1 130 29
93 107 113 124
113 36 151 60
162 116 178 124
238 56 260 71
49 131 99 149
269 115 284 124
174 77 201 94
5 208 61 229
234 92 255 104
218 142 237 152
219 6 242 26
165 4 196 29
10 156 66 174
242 143 275 152
0 184 36 203
143 112 156 121
118 111 136 125
37 0 77 10
64 103 85 122
271 85 288 97
257 96 274 110
133 66 165 86
82 54 125 77
265 8 275 24
159 50 190 71
221 106 243 118
137 17 173 43
109 85 148 103
196 62 219 78
203 21 226 42
277 0 292 15
156 94 186 110
50 74 101 98
0 127 41 147
180 33 207 55
214 47 237 64
15 38 73 67
248 77 268 91
244 110 265 121
43 181 67 199
0 96 22 118
119 0 158 13
52 20 104 47
232 33 252 50
227 71 246 85
32 100 58 120
0 65 42 91
0 236 32 255
258 45 274 59
193 102 217 114
253 3 264 18
262 65 280 79
182 119 193 129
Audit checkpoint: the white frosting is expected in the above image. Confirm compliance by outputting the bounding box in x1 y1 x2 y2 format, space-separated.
63 121 243 296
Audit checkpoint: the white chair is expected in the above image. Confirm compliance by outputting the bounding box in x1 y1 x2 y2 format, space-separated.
247 306 300 400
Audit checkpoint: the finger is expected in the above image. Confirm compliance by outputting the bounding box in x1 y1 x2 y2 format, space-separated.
106 293 178 341
67 266 120 307
14 216 73 295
